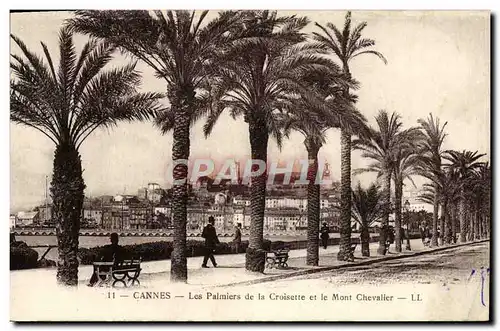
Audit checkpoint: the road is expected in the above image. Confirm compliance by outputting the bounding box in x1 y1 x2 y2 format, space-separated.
226 242 490 321
243 241 490 287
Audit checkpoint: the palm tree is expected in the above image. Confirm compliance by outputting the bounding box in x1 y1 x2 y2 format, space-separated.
282 69 365 266
10 28 163 286
351 182 384 257
416 114 447 247
353 110 419 255
443 150 485 242
203 11 346 272
472 162 491 239
392 149 421 251
69 10 242 282
313 11 387 261
284 111 328 266
419 168 460 245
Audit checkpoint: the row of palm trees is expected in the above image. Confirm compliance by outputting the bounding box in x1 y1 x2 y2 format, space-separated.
10 10 489 286
350 114 490 257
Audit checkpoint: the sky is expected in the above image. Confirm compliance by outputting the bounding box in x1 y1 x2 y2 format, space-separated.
9 10 490 212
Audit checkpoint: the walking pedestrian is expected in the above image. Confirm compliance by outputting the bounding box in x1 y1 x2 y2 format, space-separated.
201 216 219 268
419 223 426 243
320 222 329 249
232 222 242 253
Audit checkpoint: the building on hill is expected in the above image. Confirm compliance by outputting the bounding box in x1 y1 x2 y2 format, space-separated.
264 208 305 231
37 204 52 223
16 211 39 227
101 199 152 230
403 189 433 213
10 215 17 229
82 209 102 228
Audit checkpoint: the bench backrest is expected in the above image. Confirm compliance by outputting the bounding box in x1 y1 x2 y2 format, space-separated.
117 259 141 266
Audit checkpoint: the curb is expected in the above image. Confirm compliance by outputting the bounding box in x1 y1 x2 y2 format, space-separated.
215 239 490 288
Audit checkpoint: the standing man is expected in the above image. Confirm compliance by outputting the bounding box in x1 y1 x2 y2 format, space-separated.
320 222 330 249
232 222 242 253
201 216 219 268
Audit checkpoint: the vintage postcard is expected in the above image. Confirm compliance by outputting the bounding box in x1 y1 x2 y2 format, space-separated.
9 10 490 322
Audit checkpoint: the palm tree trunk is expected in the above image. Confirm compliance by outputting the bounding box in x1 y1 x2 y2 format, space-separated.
361 225 370 257
245 122 268 272
377 166 391 255
478 214 483 239
468 208 475 241
485 215 490 238
431 186 439 247
443 201 452 244
459 189 466 242
337 129 352 261
170 90 192 283
439 206 445 245
475 206 480 240
451 203 458 243
394 179 403 253
306 141 320 266
51 142 85 286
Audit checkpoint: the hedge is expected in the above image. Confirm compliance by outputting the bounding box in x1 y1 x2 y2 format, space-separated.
78 234 416 265
78 239 281 265
11 246 39 270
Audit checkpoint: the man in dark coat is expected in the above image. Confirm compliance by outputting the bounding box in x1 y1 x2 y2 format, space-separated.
201 216 220 268
88 232 125 286
232 222 242 253
320 222 330 249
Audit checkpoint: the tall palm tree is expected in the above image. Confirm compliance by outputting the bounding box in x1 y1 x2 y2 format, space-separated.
313 11 387 261
416 114 447 247
351 182 384 257
10 28 163 286
203 11 345 272
472 162 491 239
282 69 366 266
284 110 328 266
443 150 485 242
419 168 460 245
392 149 421 251
69 10 242 282
353 110 419 255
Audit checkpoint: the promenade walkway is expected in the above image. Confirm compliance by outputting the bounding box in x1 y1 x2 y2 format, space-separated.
13 238 487 290
11 238 489 321
10 238 429 288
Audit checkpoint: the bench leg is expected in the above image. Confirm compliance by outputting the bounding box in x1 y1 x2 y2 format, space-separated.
112 272 129 288
265 258 276 269
112 279 128 288
94 266 112 287
126 270 141 287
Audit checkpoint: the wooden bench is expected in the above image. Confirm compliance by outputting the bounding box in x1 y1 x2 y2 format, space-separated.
93 258 142 288
265 249 290 269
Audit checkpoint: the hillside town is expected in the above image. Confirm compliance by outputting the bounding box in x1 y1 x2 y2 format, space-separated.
10 165 431 233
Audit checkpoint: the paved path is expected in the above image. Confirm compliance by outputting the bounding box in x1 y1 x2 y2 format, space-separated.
11 238 484 289
10 239 489 322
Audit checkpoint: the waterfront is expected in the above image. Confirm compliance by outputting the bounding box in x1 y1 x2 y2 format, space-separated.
17 233 342 262
17 234 330 247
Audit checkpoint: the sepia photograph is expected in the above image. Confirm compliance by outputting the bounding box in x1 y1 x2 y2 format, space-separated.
9 9 490 322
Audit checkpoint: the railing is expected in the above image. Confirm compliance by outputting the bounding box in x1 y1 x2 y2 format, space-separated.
28 245 57 261
12 228 309 237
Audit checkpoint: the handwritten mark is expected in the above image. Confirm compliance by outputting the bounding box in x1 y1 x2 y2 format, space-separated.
469 267 490 306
